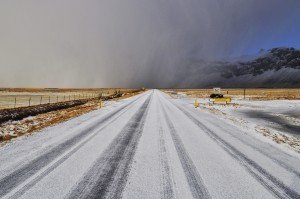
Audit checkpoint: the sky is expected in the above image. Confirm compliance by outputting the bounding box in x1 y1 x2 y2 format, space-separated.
0 0 300 88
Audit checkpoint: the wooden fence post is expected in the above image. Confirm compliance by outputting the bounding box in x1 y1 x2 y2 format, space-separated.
40 96 42 105
57 96 58 103
49 96 51 104
29 97 31 107
14 97 16 108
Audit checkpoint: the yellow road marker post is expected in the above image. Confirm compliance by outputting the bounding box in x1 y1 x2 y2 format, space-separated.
99 100 104 108
194 99 199 108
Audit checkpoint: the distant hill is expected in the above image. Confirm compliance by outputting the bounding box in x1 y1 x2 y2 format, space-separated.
176 47 300 88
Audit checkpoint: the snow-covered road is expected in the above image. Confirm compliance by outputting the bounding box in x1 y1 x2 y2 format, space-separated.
0 90 299 199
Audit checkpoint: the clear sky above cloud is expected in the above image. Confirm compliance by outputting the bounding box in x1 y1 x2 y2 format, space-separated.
0 0 299 87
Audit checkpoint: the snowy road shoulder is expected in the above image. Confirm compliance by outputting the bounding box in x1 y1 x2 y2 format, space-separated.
171 94 300 154
0 90 299 199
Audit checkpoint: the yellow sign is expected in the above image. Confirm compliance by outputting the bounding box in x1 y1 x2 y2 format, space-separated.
213 97 231 104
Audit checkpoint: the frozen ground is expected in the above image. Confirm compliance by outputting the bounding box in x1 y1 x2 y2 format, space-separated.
177 95 300 153
216 99 300 136
235 100 300 137
0 90 299 199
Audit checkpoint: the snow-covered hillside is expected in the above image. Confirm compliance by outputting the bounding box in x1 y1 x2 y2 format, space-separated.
177 47 300 88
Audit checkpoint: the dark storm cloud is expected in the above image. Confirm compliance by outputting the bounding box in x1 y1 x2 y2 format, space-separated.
0 0 299 88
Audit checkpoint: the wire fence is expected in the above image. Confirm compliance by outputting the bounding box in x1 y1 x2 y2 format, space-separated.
166 88 300 100
0 93 101 110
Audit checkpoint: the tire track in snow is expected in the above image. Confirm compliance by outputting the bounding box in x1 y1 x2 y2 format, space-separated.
176 99 300 179
6 95 148 199
170 99 300 199
157 104 175 199
66 94 151 199
0 92 147 198
165 92 300 182
160 101 211 199
200 112 300 179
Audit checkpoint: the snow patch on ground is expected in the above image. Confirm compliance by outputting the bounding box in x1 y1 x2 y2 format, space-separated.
170 93 300 154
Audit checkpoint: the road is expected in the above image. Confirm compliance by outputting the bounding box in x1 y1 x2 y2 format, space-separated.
0 90 299 199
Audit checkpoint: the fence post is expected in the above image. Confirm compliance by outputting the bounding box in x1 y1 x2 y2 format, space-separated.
49 96 51 104
14 97 16 108
29 97 31 107
40 96 42 105
57 96 58 103
244 88 246 100
64 95 65 101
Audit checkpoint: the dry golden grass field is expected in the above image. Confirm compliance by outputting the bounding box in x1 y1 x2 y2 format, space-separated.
163 88 300 100
0 88 140 109
1 88 299 110
0 88 144 142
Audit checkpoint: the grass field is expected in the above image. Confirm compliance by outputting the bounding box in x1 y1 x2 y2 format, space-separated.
1 88 299 110
0 88 140 109
163 88 300 100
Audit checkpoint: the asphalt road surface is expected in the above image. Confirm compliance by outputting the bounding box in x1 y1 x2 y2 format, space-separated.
0 90 299 199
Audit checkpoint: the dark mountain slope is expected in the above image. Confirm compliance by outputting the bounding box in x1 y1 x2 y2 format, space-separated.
176 47 300 88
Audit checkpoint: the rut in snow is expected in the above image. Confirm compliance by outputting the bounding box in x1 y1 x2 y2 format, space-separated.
66 95 152 199
0 93 147 198
157 102 175 199
169 98 300 199
160 100 211 199
184 103 300 179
